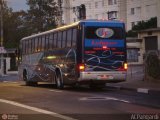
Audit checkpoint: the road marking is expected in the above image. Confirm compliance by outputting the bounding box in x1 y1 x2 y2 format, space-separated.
49 90 62 92
0 99 77 120
137 88 149 94
3 81 9 83
79 96 130 103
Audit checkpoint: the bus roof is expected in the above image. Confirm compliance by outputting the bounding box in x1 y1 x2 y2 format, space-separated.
21 19 124 41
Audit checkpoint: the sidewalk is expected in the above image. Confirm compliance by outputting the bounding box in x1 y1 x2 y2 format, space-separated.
107 64 160 95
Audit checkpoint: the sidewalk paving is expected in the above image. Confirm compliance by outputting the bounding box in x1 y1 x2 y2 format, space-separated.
107 65 160 95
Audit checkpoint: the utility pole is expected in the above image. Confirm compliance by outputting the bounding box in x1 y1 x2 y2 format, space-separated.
0 0 4 76
57 0 63 26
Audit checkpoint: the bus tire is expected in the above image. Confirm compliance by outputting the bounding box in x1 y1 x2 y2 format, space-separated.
55 71 64 89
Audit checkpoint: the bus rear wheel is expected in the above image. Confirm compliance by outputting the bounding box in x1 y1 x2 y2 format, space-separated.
55 72 64 89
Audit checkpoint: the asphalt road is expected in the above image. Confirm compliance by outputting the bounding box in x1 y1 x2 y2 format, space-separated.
0 80 160 120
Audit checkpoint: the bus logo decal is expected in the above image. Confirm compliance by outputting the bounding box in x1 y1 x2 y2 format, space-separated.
96 28 114 38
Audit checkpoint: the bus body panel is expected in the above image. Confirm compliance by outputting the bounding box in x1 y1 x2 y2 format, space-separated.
78 21 127 82
18 20 127 86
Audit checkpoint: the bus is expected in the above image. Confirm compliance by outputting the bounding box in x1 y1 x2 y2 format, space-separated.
18 19 127 89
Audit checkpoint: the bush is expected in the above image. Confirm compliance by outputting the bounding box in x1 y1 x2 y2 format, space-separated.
146 53 160 79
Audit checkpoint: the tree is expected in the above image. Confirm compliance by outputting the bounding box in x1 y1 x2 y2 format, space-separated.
2 0 60 48
127 17 157 37
26 0 59 33
3 9 28 48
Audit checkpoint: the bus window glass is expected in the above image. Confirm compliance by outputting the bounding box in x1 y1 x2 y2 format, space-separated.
45 34 49 50
28 39 32 53
22 41 24 54
85 27 124 39
26 41 28 54
67 29 72 47
58 32 62 48
31 38 35 53
62 31 66 48
42 36 46 51
35 37 38 52
38 37 42 52
49 33 53 49
72 28 77 47
54 33 57 48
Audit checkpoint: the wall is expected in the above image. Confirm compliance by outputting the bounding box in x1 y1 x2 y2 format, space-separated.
127 0 158 31
157 0 160 27
138 29 160 59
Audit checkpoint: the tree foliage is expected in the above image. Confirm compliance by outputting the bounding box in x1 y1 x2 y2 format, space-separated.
127 17 157 37
146 53 160 79
26 0 58 33
2 0 59 48
3 10 28 48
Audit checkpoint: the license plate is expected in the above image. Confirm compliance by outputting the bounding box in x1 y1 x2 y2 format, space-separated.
97 75 113 80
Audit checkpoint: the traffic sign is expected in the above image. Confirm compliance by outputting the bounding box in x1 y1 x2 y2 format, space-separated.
0 46 6 53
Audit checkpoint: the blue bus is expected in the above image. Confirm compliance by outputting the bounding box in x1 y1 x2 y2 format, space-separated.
18 20 127 89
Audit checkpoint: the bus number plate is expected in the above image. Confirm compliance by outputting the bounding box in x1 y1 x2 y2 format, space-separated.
97 75 113 80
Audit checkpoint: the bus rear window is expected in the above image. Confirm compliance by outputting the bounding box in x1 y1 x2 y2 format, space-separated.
85 27 124 39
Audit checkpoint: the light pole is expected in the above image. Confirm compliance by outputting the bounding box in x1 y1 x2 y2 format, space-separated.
0 0 4 76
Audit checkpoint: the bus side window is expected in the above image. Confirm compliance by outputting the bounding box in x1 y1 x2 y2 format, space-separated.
45 34 49 50
35 37 38 52
62 31 66 48
22 41 25 55
58 32 62 48
38 36 42 52
54 33 57 48
31 38 35 53
26 40 29 54
72 28 77 47
42 35 45 51
67 29 72 47
49 33 53 50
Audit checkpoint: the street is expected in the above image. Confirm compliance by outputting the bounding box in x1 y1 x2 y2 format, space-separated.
0 77 160 120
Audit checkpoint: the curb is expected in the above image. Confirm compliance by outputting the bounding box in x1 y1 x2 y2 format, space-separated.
106 85 160 95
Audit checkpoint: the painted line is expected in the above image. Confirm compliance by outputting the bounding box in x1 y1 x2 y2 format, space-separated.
12 82 18 84
49 90 62 93
0 99 77 120
137 88 149 94
3 81 9 83
2 81 18 84
79 97 130 103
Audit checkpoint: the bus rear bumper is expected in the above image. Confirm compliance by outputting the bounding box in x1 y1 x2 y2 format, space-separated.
78 71 127 83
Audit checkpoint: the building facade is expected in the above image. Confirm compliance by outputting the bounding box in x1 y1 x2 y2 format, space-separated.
62 0 127 26
62 0 160 31
127 0 159 31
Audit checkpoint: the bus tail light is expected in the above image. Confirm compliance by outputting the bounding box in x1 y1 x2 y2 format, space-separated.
124 63 128 70
78 64 85 71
